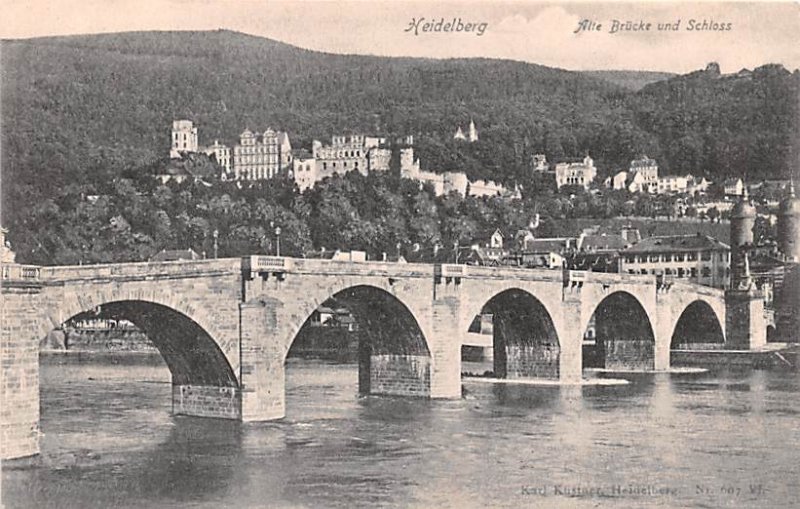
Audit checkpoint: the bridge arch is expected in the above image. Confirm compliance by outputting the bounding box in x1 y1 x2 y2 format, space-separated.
671 300 725 349
583 291 656 370
285 283 432 397
467 288 560 379
49 300 238 387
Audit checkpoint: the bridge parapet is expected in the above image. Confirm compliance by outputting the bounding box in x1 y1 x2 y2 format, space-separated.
244 255 436 280
39 258 242 283
663 280 726 299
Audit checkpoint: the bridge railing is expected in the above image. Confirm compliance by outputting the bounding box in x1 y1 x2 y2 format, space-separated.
1 263 41 281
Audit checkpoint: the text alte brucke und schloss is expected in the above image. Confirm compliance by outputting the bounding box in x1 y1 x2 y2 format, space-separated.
575 18 732 34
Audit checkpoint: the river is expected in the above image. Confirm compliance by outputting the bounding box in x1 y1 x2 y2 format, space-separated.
2 354 799 508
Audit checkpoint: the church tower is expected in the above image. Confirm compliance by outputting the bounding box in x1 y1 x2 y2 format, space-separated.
468 119 478 142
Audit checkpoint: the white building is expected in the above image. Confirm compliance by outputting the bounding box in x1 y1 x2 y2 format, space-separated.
609 170 628 190
628 156 658 193
204 140 231 174
554 155 597 190
170 120 198 158
657 175 689 194
233 128 293 181
724 178 745 197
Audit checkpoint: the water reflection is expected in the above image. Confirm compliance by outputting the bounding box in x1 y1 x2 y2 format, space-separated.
2 355 798 508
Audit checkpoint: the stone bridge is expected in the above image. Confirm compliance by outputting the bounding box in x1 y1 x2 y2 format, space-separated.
1 256 766 459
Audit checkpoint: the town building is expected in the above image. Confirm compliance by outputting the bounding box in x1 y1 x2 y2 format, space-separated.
467 229 508 264
619 234 731 288
233 128 293 181
170 120 198 158
724 178 745 197
554 155 597 190
608 171 628 190
657 175 689 194
628 155 659 193
519 237 570 269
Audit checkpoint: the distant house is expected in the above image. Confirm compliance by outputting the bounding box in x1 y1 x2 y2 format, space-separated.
150 248 201 262
610 171 628 190
724 178 744 197
554 155 597 190
628 156 659 193
520 243 566 269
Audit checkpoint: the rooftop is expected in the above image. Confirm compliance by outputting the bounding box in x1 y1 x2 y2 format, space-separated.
623 234 730 253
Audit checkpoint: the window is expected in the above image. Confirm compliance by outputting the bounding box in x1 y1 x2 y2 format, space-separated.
665 268 673 275
690 268 697 278
702 267 711 277
678 268 685 277
701 252 711 261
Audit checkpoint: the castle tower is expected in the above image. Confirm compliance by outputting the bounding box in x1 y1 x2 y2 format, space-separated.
725 188 766 350
454 126 466 141
729 188 756 284
468 119 478 142
170 120 198 158
778 180 800 262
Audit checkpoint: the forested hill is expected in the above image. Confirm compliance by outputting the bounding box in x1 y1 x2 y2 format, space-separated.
631 63 799 180
582 70 675 91
1 30 798 226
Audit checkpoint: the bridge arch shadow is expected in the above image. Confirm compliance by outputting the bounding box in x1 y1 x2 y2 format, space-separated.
286 285 432 398
468 289 560 380
583 291 655 371
670 300 725 350
43 300 239 417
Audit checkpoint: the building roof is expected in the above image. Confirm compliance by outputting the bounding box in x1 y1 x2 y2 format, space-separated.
151 249 201 261
470 228 504 245
524 238 572 254
292 148 313 159
724 178 743 186
579 233 629 252
623 234 730 254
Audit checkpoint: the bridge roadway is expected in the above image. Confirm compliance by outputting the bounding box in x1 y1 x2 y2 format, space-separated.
1 256 766 460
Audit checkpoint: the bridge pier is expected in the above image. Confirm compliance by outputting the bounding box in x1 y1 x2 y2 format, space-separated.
1 281 42 460
725 289 767 350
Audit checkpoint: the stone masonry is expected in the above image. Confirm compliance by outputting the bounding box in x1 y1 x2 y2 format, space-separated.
2 256 754 460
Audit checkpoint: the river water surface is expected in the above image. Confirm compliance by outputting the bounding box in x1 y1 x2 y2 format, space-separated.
2 354 799 508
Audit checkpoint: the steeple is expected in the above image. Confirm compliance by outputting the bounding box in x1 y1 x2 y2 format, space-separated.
468 118 478 142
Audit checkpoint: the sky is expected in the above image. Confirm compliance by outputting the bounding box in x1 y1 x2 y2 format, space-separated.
1 1 798 73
